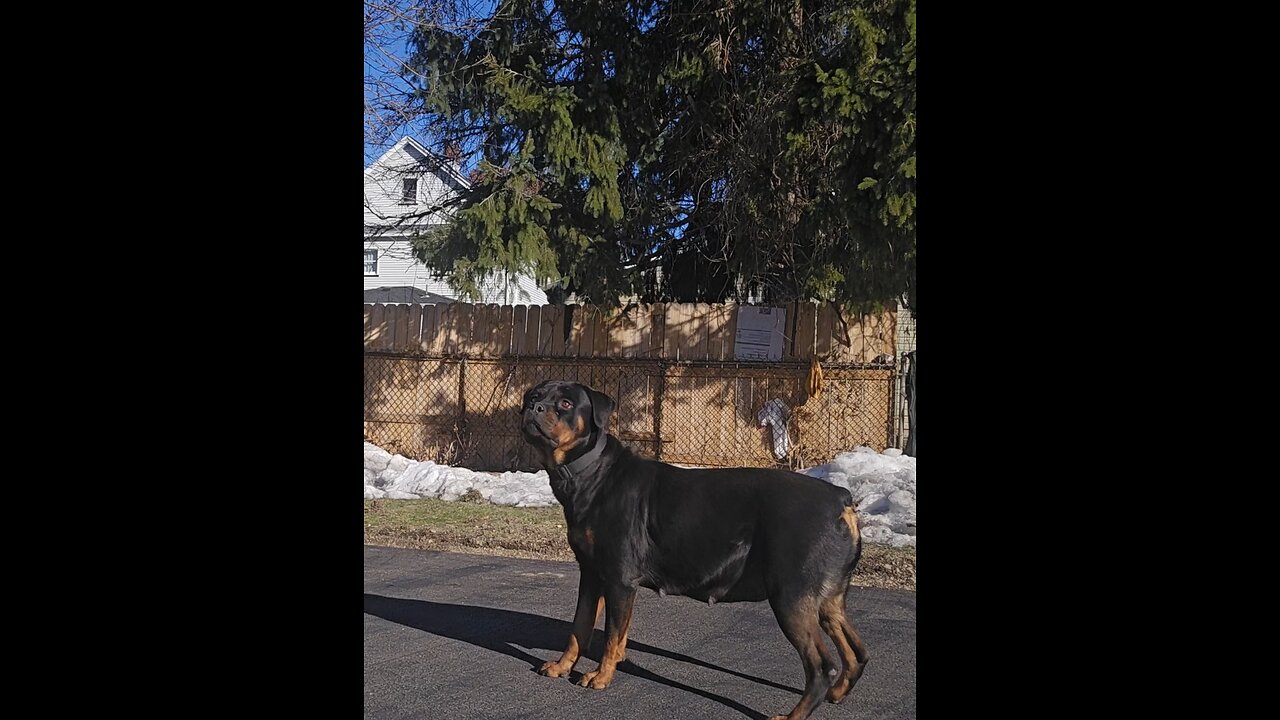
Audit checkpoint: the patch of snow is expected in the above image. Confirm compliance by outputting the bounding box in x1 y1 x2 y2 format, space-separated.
803 446 916 548
363 442 557 507
363 441 916 546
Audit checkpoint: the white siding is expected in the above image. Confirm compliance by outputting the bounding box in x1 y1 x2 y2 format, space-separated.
364 239 548 304
364 137 547 305
364 143 456 229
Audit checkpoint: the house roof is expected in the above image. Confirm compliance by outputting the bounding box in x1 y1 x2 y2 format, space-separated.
364 136 470 190
363 286 457 304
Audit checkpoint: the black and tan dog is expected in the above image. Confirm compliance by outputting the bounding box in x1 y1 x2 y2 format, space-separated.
520 380 869 720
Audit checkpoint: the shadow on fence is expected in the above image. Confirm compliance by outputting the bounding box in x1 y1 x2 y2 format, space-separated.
364 353 897 471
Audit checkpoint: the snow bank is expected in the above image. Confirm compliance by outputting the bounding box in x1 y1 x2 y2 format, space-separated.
363 443 556 507
803 447 916 548
364 442 915 546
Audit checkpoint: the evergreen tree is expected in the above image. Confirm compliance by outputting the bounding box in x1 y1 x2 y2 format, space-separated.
402 0 915 313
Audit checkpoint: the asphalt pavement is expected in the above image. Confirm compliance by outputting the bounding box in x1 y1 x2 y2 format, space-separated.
364 545 915 720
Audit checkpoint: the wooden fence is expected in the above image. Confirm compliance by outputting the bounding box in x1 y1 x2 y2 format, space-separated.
364 302 896 363
364 302 899 470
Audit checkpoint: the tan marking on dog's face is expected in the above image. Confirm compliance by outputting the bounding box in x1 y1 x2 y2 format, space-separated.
550 413 588 465
522 381 605 470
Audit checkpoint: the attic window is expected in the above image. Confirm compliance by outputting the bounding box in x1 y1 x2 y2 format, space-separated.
401 177 418 203
364 249 378 276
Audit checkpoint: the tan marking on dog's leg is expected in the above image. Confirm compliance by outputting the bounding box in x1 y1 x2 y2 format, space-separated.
820 593 870 703
538 577 602 678
577 586 636 690
768 595 832 720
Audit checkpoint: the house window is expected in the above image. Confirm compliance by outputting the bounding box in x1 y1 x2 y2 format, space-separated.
364 249 378 276
401 177 418 203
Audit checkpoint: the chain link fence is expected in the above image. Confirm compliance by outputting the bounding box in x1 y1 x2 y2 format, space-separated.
365 352 899 471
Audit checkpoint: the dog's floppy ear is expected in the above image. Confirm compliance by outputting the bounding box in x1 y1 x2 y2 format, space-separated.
586 386 615 433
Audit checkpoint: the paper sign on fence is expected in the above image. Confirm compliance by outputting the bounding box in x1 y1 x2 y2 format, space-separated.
734 306 787 361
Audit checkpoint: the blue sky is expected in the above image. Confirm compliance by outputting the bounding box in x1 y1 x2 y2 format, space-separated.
364 1 499 167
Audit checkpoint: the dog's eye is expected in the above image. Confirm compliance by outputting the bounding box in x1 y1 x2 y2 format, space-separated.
559 399 573 410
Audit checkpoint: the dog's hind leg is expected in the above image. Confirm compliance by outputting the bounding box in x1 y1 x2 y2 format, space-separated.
768 594 837 720
819 590 870 703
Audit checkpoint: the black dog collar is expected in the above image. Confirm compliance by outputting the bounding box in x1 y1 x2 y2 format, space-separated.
555 429 608 482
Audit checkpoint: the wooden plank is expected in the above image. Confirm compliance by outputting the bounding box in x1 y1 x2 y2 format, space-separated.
379 304 394 350
433 304 452 355
391 304 410 352
815 303 835 358
491 303 507 357
372 304 391 351
406 305 423 354
511 305 528 356
685 303 709 360
495 304 514 356
883 310 898 358
378 304 396 351
846 312 866 363
795 302 817 360
553 305 569 356
663 303 687 360
419 304 437 355
705 303 730 360
722 304 738 361
573 303 591 356
620 305 647 358
463 304 482 357
704 304 721 360
479 304 497 357
476 303 493 357
524 305 542 355
486 303 501 356
649 303 665 358
453 303 475 356
607 308 627 357
378 301 394 348
566 304 585 357
363 304 375 349
783 302 799 359
580 306 597 357
543 305 563 356
487 304 500 357
483 304 499 357
400 304 416 352
592 307 610 357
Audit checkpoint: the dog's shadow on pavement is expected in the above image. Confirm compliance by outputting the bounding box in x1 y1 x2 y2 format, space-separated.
363 593 800 720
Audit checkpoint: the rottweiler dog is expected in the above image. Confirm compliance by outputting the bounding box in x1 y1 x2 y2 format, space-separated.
520 380 869 720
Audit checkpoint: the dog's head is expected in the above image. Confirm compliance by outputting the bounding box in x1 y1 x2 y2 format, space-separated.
520 380 615 465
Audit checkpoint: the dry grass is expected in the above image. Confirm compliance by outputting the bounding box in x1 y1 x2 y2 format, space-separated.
364 498 915 591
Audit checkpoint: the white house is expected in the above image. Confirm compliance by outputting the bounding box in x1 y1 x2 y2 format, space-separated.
364 137 549 304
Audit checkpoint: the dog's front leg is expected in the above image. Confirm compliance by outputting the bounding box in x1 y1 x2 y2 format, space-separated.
577 582 637 690
539 572 602 678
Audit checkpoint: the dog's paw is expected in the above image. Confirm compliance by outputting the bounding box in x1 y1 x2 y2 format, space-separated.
537 660 572 678
826 679 852 703
576 669 613 690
